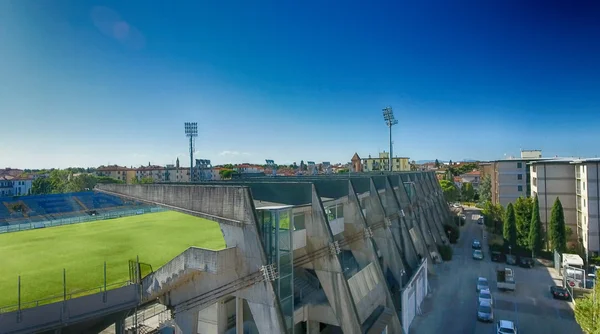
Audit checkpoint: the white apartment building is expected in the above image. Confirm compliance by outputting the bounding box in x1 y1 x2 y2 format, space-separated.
572 158 600 255
530 158 578 244
481 150 545 207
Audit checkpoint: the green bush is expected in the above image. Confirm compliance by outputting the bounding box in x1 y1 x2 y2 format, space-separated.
438 244 453 261
444 224 460 243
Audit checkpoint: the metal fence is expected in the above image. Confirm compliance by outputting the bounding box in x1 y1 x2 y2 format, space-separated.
0 261 136 313
0 206 166 234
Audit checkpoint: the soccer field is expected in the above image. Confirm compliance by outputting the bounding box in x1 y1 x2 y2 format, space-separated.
0 211 225 309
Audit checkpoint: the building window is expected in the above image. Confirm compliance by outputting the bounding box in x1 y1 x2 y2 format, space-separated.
518 185 523 192
533 177 537 186
532 165 536 172
517 162 522 168
517 174 522 180
584 199 586 208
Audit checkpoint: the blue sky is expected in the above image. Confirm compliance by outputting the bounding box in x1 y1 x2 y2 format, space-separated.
1 1 599 169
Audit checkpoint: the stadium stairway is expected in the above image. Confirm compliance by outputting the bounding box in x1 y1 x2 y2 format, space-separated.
73 196 89 211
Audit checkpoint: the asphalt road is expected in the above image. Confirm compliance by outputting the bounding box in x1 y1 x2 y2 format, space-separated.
410 209 582 334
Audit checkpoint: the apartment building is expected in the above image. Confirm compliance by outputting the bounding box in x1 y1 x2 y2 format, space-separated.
572 158 600 255
480 150 544 207
0 176 33 197
362 151 410 172
95 165 136 184
530 158 578 244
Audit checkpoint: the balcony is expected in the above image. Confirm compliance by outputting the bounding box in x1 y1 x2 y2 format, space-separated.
576 170 581 179
576 185 581 195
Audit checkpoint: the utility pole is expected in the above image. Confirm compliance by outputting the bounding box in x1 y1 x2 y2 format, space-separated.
382 106 398 172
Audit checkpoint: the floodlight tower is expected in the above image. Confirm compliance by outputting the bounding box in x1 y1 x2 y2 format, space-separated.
382 106 398 172
266 159 277 176
184 122 198 182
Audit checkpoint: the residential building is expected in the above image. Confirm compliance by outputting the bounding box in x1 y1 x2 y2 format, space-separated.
96 165 136 184
0 176 33 197
460 170 481 188
12 177 33 196
571 158 600 255
234 164 265 174
136 164 169 183
482 150 545 207
362 151 411 172
530 158 578 244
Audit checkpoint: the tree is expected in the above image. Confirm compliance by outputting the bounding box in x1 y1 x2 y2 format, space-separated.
503 203 517 249
31 177 54 194
514 196 533 248
478 175 492 204
219 169 233 179
337 168 349 174
482 201 504 234
550 197 567 253
435 159 440 168
461 182 475 202
574 275 600 333
439 179 459 203
529 195 543 257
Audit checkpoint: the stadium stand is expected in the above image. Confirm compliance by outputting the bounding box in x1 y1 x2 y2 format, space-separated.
0 191 143 225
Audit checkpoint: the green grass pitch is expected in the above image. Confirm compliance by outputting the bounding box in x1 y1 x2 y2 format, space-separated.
0 211 225 309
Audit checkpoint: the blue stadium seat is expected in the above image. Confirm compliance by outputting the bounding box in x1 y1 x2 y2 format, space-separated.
0 191 134 225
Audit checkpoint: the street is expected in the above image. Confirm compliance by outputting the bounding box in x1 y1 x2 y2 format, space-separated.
410 208 582 334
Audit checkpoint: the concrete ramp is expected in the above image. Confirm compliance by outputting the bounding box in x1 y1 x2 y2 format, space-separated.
142 247 241 302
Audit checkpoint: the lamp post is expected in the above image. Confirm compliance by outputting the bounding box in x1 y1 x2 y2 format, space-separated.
382 106 398 172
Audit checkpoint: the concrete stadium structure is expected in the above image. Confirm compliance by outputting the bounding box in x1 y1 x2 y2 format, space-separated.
0 172 452 334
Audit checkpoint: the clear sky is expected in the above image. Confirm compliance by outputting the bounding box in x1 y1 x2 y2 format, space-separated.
1 1 599 169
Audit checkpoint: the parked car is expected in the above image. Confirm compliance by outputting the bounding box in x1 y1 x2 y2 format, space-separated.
473 249 484 260
477 217 484 225
550 285 570 300
496 320 518 334
477 300 494 322
506 254 517 265
491 251 505 262
472 239 482 249
477 277 489 292
518 257 534 268
478 289 493 306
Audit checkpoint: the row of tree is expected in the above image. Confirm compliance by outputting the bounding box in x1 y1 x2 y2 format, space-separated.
483 195 568 256
439 179 477 203
30 170 123 195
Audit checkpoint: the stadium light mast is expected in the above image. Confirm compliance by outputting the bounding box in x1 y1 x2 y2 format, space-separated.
184 122 198 182
382 106 398 172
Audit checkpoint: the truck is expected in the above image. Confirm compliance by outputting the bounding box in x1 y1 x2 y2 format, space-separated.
497 267 516 291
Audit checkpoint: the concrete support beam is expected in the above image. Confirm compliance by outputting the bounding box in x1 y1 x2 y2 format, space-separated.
307 320 320 334
236 297 244 334
174 307 200 334
344 180 403 333
307 185 362 334
114 318 125 334
394 176 435 274
247 301 287 334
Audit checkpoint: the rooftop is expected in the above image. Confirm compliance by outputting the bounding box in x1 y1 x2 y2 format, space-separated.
529 157 583 164
570 158 600 164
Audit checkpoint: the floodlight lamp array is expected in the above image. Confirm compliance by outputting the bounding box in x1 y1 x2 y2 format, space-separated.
382 107 398 126
184 122 198 137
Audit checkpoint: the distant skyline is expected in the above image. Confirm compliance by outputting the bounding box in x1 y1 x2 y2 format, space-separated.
1 1 600 169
